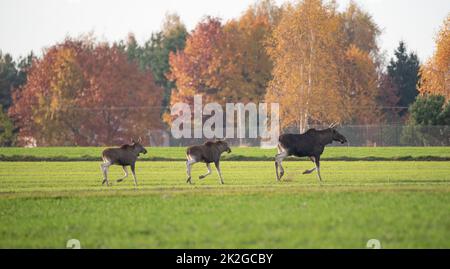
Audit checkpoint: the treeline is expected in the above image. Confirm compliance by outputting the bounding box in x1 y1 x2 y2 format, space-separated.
0 0 449 146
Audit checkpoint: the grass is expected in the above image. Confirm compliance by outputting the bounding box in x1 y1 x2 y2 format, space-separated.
1 146 450 161
1 160 449 248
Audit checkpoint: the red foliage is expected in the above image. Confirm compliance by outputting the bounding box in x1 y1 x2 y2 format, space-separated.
9 38 163 146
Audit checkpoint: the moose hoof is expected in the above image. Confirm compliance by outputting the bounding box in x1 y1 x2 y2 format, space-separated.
198 175 205 179
186 177 192 184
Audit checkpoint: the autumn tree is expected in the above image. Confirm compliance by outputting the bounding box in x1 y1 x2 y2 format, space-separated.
267 0 338 131
168 16 225 108
338 2 382 124
167 1 278 126
339 45 380 124
340 1 380 57
377 73 401 123
419 15 450 100
266 0 383 131
9 38 163 146
220 0 278 102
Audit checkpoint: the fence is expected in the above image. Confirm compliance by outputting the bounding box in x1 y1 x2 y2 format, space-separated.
330 125 450 147
160 125 450 147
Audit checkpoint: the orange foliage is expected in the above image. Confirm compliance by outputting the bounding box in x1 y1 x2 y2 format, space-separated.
166 3 277 124
419 15 450 100
265 0 382 131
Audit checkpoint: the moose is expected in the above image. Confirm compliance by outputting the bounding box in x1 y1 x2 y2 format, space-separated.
275 124 347 182
101 137 148 188
186 140 232 184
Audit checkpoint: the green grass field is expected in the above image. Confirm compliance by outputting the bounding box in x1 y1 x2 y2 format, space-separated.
1 150 450 248
1 146 450 161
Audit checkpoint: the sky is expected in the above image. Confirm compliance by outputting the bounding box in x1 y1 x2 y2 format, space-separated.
0 0 449 64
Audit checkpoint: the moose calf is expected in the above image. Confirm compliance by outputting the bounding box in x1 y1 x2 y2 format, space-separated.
186 140 231 184
101 137 147 188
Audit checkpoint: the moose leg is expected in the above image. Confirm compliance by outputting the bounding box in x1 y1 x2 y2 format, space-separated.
275 161 279 180
101 160 111 186
275 150 288 181
130 164 138 188
275 145 281 180
314 156 323 182
199 163 211 179
116 166 128 182
186 159 196 184
303 156 317 174
214 161 224 184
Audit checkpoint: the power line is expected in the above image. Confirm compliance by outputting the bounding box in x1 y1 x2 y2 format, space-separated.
53 105 410 111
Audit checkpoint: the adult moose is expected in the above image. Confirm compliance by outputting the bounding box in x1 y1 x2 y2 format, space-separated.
186 140 231 184
275 124 347 182
101 137 148 188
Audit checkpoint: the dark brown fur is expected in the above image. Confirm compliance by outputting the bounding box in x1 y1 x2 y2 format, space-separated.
187 141 231 163
275 128 347 182
102 144 146 166
186 140 231 184
101 138 147 187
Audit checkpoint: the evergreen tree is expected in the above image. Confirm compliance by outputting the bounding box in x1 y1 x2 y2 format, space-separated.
146 14 188 108
409 95 450 125
121 13 188 109
387 41 420 114
0 52 18 111
0 105 16 146
0 51 34 111
16 52 34 87
400 94 450 146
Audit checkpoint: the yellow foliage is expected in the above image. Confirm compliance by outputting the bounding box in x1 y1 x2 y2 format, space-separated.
265 0 381 131
419 15 450 100
267 0 342 131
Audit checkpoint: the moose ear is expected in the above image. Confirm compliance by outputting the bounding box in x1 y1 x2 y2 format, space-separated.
138 137 142 143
